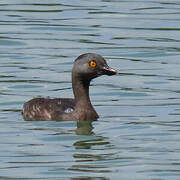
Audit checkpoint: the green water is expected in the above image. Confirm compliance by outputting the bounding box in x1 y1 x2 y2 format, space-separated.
0 0 180 179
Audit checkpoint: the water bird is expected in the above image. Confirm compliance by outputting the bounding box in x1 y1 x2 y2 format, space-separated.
22 53 117 121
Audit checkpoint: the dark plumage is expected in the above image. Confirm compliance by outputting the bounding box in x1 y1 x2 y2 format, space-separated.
22 53 116 121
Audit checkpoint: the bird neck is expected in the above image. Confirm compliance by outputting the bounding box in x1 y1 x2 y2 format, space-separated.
72 74 91 106
71 69 99 121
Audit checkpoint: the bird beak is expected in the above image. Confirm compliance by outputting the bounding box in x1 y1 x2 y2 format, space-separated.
101 65 117 76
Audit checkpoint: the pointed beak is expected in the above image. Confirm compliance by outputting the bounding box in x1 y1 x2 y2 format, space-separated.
101 65 117 76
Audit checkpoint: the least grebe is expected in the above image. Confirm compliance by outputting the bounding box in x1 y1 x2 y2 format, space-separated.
22 53 116 121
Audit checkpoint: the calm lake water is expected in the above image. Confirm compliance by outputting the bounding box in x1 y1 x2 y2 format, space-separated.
1 0 180 179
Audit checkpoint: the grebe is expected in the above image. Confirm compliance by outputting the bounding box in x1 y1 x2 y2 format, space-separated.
22 53 116 121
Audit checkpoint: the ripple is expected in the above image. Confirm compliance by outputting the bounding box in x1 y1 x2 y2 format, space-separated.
0 39 26 46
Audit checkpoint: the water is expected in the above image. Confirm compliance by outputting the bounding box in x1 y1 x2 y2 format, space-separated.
0 0 180 179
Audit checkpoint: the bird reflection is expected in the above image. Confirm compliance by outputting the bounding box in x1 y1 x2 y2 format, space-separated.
75 121 94 135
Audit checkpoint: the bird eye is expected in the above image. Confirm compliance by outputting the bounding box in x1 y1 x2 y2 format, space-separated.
89 60 97 68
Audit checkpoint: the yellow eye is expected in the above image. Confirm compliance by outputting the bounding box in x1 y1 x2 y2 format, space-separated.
89 60 97 68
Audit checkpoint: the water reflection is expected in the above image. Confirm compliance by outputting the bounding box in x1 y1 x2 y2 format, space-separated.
71 177 109 180
75 121 94 136
24 120 113 176
74 133 109 150
72 121 112 175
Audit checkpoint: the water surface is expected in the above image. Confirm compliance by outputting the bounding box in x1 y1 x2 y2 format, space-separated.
0 0 180 179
